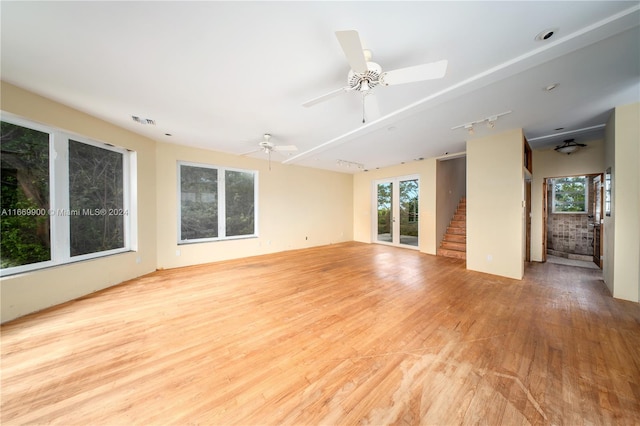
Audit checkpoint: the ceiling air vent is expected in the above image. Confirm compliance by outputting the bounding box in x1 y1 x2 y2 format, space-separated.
131 115 156 125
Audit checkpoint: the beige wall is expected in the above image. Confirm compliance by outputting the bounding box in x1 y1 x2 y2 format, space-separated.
155 142 353 269
605 103 640 302
530 140 605 262
467 129 524 280
1 82 158 322
352 159 438 255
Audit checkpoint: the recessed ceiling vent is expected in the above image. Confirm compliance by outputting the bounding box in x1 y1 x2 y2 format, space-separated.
131 115 156 125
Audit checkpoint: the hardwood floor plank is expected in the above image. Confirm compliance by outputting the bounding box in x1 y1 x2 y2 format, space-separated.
2 242 639 425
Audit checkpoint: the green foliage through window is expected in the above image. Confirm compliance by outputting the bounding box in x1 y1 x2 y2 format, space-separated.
180 166 218 240
69 140 125 256
225 170 255 237
552 176 588 213
1 122 51 268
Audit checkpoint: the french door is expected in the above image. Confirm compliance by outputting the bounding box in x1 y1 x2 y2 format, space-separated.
374 175 419 248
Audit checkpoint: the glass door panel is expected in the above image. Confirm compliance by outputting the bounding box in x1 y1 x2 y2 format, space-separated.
399 178 419 247
376 182 393 243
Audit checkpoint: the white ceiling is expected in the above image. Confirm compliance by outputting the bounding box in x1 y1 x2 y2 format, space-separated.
2 1 639 173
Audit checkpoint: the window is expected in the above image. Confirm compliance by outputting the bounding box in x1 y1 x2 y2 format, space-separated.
180 165 218 240
0 121 51 268
69 140 125 256
1 115 134 276
178 162 257 243
552 176 588 213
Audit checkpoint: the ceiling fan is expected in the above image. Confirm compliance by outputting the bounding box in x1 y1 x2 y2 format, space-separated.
303 30 448 110
244 134 297 170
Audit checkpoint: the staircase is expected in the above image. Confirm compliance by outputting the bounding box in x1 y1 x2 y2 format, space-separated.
437 197 467 260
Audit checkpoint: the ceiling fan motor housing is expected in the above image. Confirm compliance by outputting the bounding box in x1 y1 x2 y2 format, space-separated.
259 140 274 151
348 62 382 91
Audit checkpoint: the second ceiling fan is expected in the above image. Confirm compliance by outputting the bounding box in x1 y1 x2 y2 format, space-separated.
303 30 448 108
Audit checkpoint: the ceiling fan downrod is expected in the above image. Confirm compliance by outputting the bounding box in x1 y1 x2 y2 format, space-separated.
362 94 366 123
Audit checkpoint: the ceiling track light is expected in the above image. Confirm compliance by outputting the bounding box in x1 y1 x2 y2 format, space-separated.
451 110 512 134
464 124 474 135
337 159 364 169
131 115 155 125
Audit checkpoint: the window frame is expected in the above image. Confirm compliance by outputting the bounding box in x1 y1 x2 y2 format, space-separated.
0 112 136 277
551 176 589 214
177 161 258 244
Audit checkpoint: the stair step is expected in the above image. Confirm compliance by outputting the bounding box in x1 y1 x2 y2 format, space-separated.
453 214 466 221
447 227 466 235
450 220 466 228
444 234 466 243
441 241 466 251
437 248 467 260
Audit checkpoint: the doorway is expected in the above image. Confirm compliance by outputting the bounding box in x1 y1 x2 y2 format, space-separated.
543 174 602 268
374 175 419 248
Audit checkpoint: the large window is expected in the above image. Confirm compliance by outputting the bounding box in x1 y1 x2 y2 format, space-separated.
1 115 135 276
178 162 257 243
552 176 588 213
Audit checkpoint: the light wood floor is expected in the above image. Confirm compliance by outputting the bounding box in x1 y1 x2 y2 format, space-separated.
2 242 639 425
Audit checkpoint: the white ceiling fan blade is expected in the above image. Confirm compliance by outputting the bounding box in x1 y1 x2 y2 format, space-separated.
382 60 448 86
302 87 348 107
240 148 261 156
273 145 298 152
335 30 368 73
